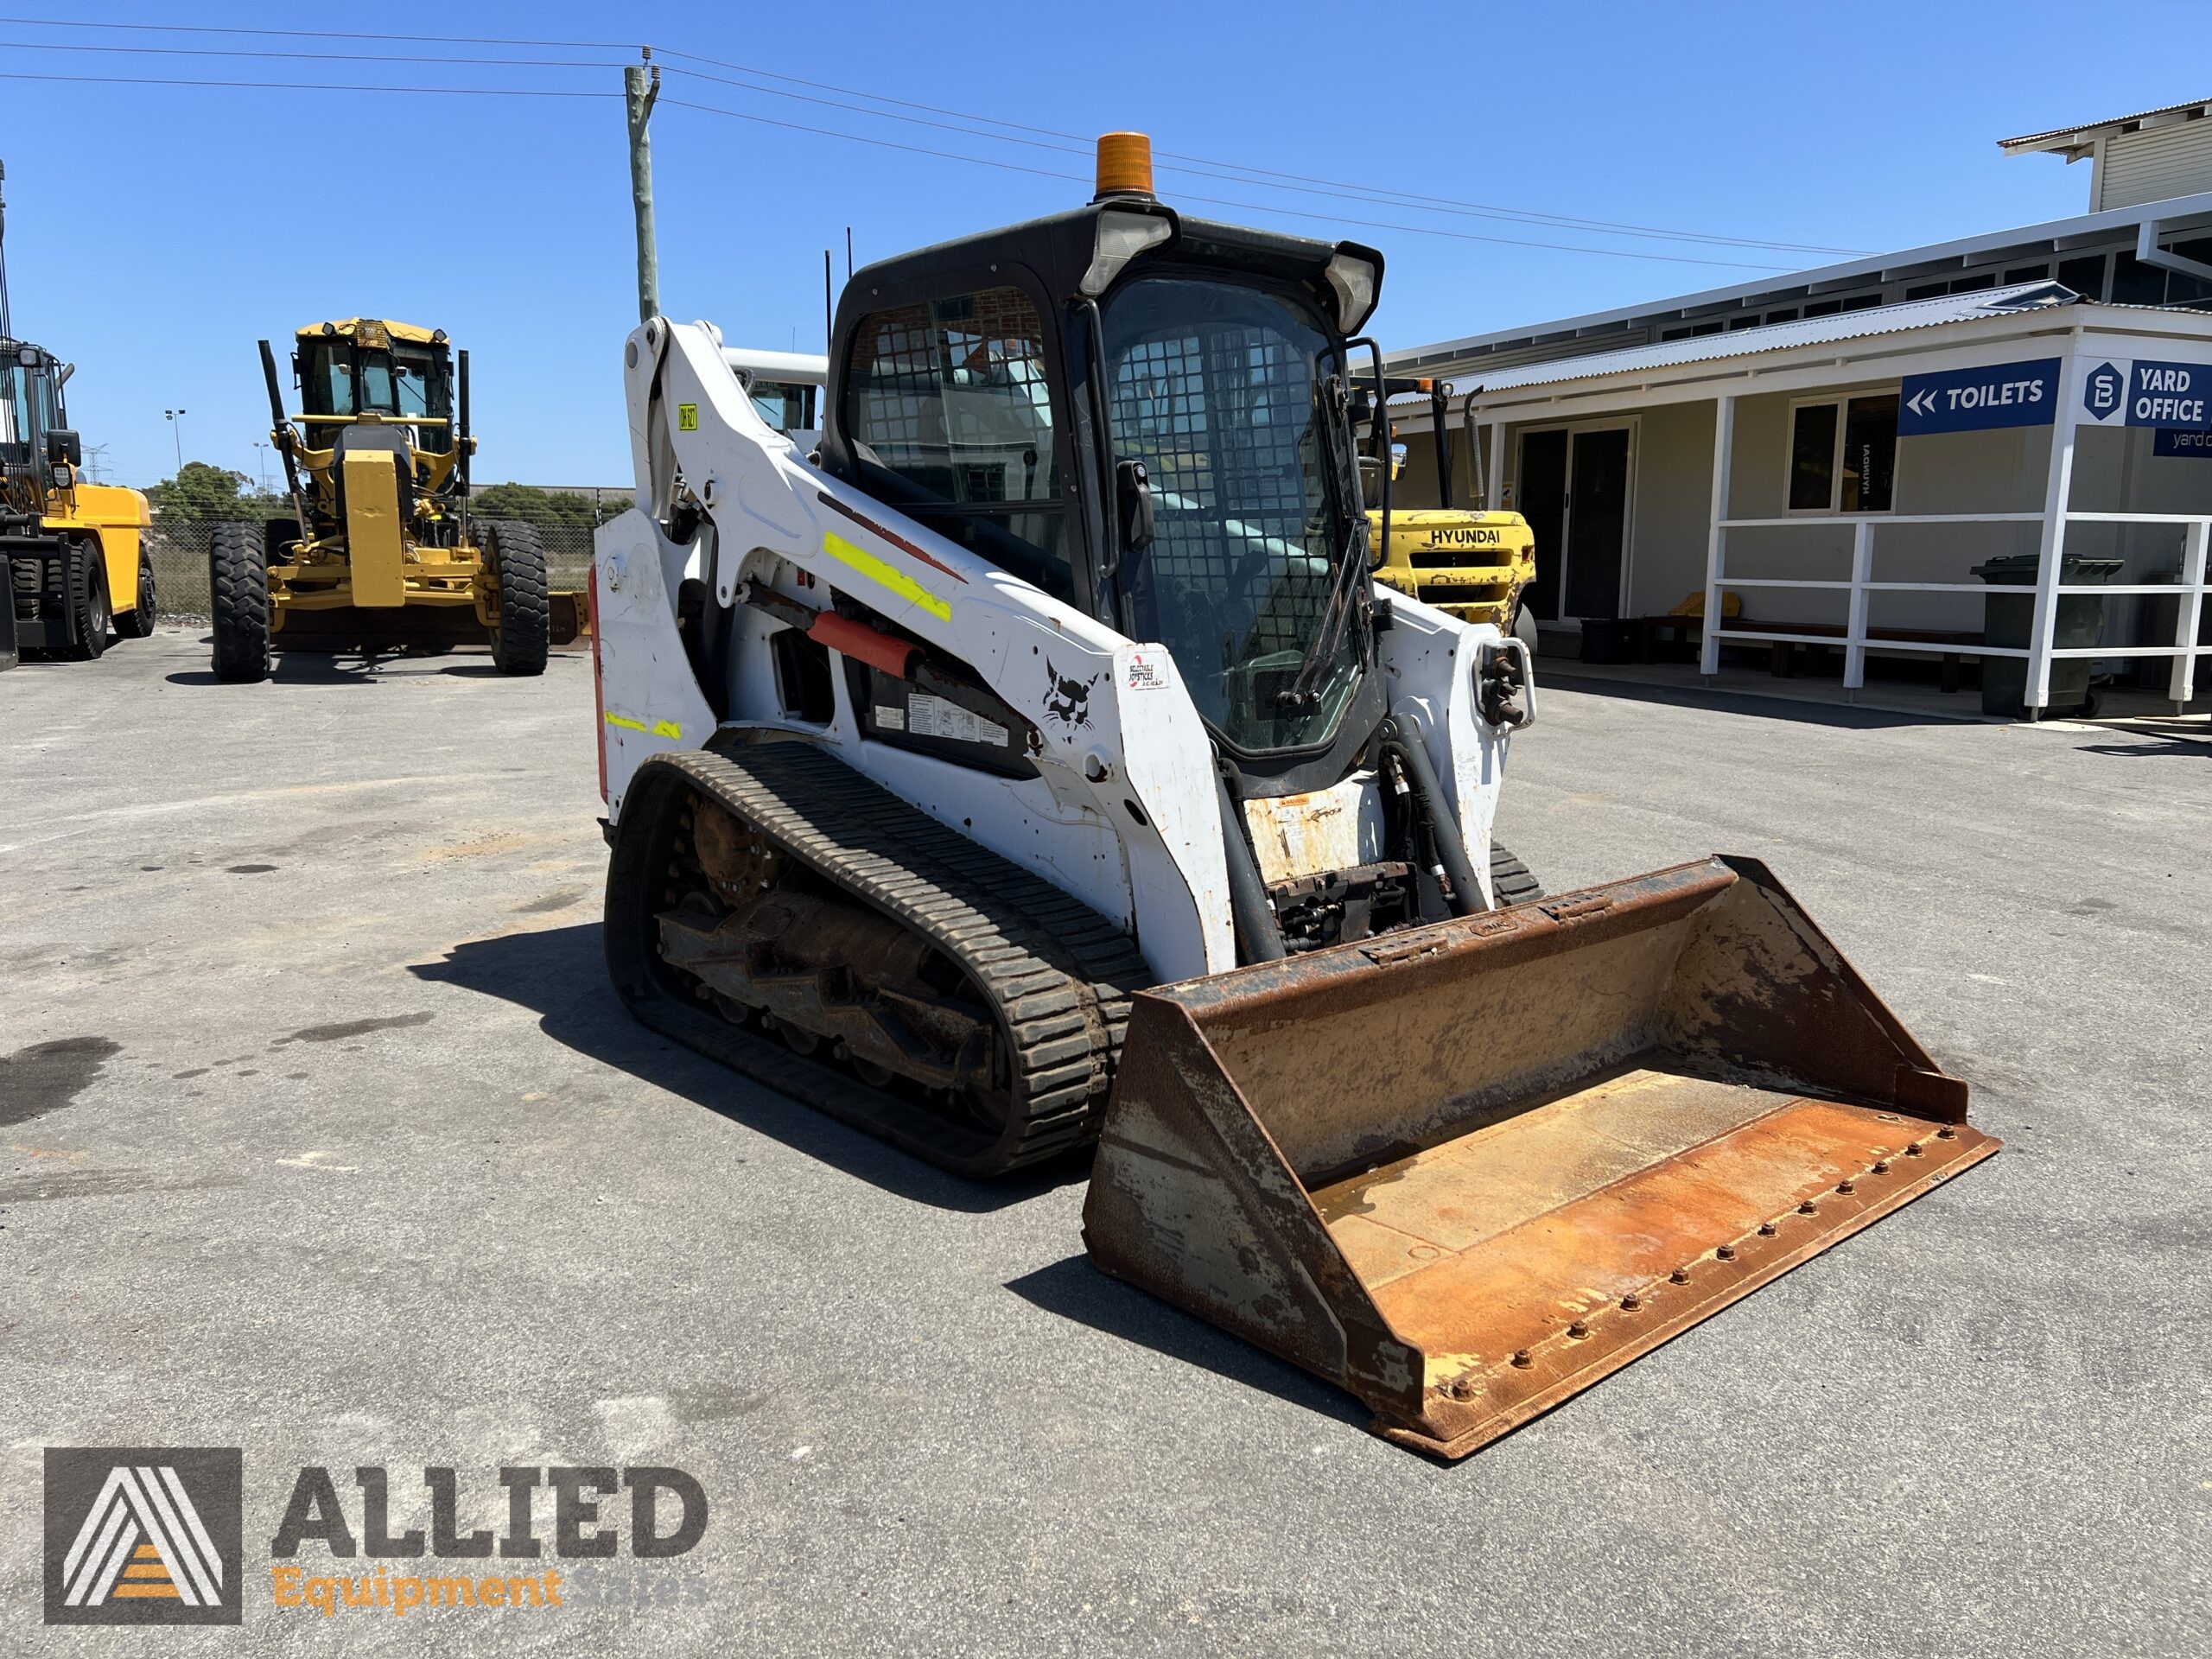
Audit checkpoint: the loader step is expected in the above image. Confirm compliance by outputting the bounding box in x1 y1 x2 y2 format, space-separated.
606 739 1155 1177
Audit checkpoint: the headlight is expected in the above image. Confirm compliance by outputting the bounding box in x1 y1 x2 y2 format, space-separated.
1080 209 1173 298
1325 250 1380 334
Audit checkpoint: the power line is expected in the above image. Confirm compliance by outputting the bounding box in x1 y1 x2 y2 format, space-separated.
0 36 624 70
0 60 1788 270
0 69 607 99
661 100 1793 270
0 13 1858 259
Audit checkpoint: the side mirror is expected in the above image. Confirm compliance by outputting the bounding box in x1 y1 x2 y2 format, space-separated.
1389 440 1408 480
1116 458 1155 556
47 428 82 467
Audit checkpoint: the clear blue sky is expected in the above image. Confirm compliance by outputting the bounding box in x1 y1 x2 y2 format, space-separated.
3 0 2204 489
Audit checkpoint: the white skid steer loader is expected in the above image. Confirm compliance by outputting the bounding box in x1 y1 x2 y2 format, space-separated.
591 135 1998 1458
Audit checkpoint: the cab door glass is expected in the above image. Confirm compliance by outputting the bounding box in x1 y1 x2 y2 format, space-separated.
844 287 1071 601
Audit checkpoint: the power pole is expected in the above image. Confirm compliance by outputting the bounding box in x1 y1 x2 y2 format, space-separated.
625 50 661 324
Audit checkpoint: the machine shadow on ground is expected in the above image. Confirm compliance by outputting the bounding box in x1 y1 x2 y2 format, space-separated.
1540 669 1974 730
1004 1255 1370 1435
410 920 1089 1215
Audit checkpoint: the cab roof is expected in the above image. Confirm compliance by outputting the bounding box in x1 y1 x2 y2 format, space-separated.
295 318 448 346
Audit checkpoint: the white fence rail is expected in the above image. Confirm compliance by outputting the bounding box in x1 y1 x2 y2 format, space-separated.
1698 511 2210 707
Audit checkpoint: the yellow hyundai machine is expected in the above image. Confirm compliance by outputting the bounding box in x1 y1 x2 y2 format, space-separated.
0 158 155 670
208 318 553 682
1363 376 1539 653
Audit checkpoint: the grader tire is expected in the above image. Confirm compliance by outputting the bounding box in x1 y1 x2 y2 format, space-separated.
481 519 550 677
210 520 270 683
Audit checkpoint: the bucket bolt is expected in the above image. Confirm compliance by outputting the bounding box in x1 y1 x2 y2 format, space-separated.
1510 1349 1534 1369
1447 1376 1479 1402
1715 1245 1737 1261
1936 1127 1957 1140
1836 1179 1856 1194
1797 1200 1819 1214
1872 1160 1891 1173
1567 1320 1591 1339
1669 1268 1690 1284
1906 1142 1925 1157
1619 1293 1642 1311
1758 1223 1777 1237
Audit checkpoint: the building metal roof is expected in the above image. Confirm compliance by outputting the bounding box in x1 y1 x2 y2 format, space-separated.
2001 99 2212 155
1463 283 2081 395
1388 190 2212 374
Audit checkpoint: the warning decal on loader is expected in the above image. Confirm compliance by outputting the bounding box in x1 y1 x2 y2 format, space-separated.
677 404 698 431
823 531 952 621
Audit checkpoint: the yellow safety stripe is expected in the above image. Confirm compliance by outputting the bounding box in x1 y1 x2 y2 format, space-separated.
823 531 951 621
605 711 682 740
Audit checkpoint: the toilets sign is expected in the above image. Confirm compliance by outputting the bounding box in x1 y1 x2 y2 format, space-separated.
1897 359 2060 435
2076 358 2212 429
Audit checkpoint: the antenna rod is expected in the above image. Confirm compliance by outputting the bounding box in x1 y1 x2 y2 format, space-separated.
823 250 833 353
0 158 11 343
845 226 853 280
625 51 661 324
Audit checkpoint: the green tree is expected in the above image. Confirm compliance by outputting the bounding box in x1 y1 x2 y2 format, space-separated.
468 481 632 528
147 462 283 522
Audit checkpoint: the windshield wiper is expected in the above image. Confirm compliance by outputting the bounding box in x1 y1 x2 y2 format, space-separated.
1278 339 1385 712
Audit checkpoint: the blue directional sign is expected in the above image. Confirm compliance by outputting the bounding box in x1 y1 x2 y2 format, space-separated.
2079 358 2212 429
1898 359 2061 435
2153 426 2212 458
2122 359 2212 429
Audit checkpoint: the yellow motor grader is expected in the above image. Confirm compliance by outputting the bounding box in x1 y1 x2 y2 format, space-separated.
209 318 552 682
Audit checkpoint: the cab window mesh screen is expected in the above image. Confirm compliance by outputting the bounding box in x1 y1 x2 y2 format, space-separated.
847 289 1058 505
1103 276 1356 752
846 287 1069 598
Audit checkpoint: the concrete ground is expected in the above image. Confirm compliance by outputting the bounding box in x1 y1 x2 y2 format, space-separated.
3 629 2204 1657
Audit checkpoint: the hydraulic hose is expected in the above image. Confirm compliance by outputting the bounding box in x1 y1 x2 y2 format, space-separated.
1216 767 1287 963
1380 712 1486 916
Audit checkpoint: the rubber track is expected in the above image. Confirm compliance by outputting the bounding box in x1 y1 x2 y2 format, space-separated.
647 741 1156 1173
1490 841 1545 907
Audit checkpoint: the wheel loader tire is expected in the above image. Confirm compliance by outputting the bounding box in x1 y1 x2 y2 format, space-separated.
111 550 158 639
209 520 271 683
481 519 550 677
1489 841 1543 907
62 541 109 661
1511 601 1539 656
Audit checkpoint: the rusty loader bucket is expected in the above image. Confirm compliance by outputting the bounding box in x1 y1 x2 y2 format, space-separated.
1083 856 1999 1459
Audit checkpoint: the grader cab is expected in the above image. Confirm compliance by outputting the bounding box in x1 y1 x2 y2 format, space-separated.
207 318 560 682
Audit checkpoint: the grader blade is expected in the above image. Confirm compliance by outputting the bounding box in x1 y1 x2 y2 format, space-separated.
1083 855 1999 1459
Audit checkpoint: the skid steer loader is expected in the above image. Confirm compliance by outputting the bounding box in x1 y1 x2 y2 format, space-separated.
1 159 156 667
594 134 1996 1456
207 319 559 682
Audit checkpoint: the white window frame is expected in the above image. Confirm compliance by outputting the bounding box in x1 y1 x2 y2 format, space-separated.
1783 387 1901 517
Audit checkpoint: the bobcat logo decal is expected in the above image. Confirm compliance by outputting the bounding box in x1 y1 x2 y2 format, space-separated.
1042 659 1099 735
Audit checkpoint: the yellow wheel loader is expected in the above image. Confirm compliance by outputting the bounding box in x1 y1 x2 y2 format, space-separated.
593 134 1997 1457
209 318 552 683
1363 375 1541 655
0 160 155 670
